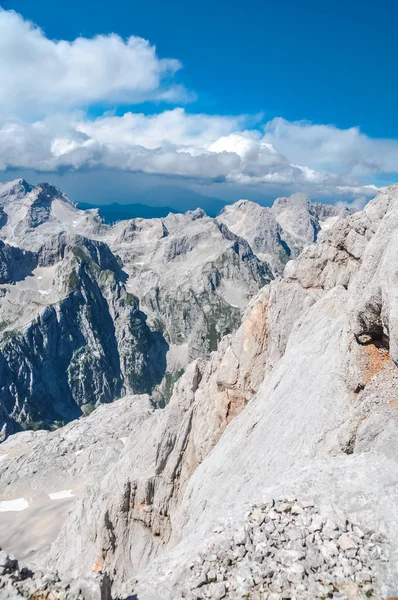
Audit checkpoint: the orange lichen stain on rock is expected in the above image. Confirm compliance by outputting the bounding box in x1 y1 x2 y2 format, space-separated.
361 344 390 385
242 296 268 351
390 401 398 408
184 437 199 478
137 501 151 512
224 391 246 426
92 556 103 572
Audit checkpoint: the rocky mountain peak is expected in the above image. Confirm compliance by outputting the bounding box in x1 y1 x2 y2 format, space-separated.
34 181 72 204
272 193 317 244
218 192 352 276
0 178 33 204
0 179 69 209
187 207 206 220
272 191 311 210
0 180 105 249
26 184 67 228
231 198 258 210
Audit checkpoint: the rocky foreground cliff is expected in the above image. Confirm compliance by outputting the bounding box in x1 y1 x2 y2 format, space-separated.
1 185 398 599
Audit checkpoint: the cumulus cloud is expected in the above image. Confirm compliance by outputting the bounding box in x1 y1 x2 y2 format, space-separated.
0 7 397 201
264 118 398 177
77 110 248 149
0 109 395 200
0 110 299 182
0 8 188 117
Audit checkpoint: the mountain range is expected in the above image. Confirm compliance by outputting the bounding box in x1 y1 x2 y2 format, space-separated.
1 180 398 599
77 202 179 223
0 179 351 434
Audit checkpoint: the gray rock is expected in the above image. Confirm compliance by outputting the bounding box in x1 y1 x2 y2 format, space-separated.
218 194 352 276
0 179 277 432
338 534 357 551
3 182 398 600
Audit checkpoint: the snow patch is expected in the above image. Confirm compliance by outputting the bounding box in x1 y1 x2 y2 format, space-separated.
48 490 74 500
0 498 29 512
0 454 8 462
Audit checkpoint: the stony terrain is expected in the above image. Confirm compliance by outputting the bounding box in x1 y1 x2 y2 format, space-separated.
1 498 388 600
177 498 386 599
2 183 398 599
0 548 111 600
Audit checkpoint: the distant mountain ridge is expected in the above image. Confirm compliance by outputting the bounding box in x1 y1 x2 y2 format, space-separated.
77 201 179 223
77 186 228 221
218 194 353 275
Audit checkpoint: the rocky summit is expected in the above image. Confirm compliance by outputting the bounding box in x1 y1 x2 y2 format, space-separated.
218 194 351 276
1 182 398 599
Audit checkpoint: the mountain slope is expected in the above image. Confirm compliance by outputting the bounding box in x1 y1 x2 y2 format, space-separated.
0 179 352 435
0 180 273 423
1 185 398 599
107 210 272 370
0 234 167 437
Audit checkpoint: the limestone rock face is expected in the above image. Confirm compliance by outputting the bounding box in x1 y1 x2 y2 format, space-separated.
3 182 398 598
218 193 351 275
0 234 167 433
108 211 273 370
0 241 37 285
0 179 276 426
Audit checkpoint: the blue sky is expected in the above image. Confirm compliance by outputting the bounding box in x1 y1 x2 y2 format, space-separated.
0 0 397 208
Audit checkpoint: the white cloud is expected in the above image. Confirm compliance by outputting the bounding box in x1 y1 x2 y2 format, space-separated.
0 110 395 200
264 118 398 177
0 8 188 118
0 111 298 183
77 109 248 149
0 7 396 201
